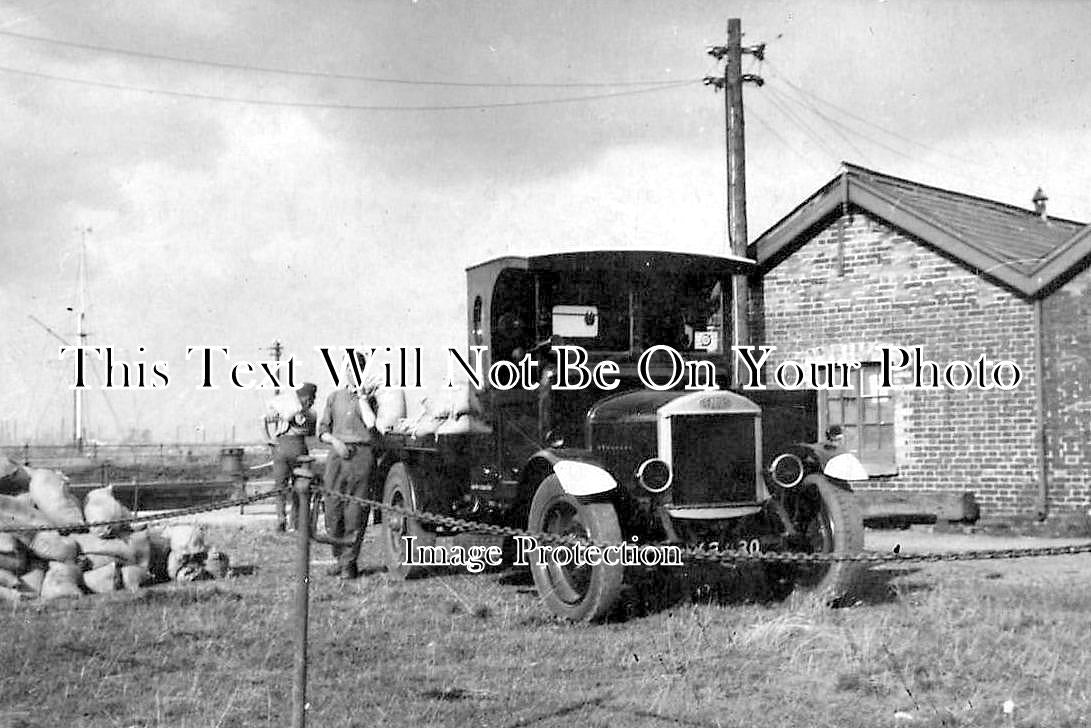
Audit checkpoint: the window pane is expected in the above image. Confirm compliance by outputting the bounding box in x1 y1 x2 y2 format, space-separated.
842 425 859 451
827 405 842 425
863 398 879 424
878 425 895 452
842 403 858 425
861 366 880 396
862 425 876 450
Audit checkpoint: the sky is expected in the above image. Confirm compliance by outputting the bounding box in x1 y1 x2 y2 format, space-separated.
1 0 1090 445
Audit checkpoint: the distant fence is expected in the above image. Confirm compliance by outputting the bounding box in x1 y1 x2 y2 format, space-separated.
3 442 271 476
5 442 268 459
2 444 277 509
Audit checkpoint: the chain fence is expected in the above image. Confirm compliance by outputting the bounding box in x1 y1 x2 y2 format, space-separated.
5 483 1091 564
308 485 1091 566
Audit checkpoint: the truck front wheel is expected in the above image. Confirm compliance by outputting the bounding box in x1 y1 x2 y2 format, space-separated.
767 475 864 605
526 475 623 622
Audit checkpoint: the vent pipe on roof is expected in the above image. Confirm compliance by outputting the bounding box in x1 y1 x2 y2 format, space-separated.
1032 187 1048 221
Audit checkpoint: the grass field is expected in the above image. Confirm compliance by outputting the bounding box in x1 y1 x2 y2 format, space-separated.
2 522 1089 728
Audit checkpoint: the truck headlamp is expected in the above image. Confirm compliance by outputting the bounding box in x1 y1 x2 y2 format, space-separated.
769 453 804 488
636 458 672 493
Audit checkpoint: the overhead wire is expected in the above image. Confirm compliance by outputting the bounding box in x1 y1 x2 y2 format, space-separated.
765 60 985 168
764 84 868 161
746 104 814 167
740 53 840 169
754 85 842 163
764 60 1089 212
0 63 700 110
0 28 682 89
767 82 928 166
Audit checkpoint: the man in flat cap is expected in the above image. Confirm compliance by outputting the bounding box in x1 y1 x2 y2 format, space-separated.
317 351 378 579
265 382 318 532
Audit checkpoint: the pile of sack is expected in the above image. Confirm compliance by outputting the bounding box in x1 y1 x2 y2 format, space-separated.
0 455 229 603
389 384 492 438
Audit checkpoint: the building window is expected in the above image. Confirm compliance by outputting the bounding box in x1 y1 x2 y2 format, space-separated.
823 361 896 475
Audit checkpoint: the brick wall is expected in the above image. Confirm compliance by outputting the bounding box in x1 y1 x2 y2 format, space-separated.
1040 264 1091 513
753 211 1042 516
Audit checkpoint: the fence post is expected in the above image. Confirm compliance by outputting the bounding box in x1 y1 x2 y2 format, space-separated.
292 458 315 728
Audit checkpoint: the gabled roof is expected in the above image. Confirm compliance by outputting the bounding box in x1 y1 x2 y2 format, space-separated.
750 163 1091 298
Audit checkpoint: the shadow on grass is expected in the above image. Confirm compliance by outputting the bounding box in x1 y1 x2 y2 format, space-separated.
853 566 929 605
398 560 931 623
614 563 930 620
130 584 245 606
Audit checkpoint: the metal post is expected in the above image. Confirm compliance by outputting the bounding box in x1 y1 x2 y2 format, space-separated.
292 459 314 728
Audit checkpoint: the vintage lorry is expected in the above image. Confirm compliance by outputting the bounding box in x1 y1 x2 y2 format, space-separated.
369 250 867 621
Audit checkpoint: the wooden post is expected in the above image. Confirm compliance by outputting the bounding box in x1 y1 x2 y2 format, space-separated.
291 458 315 728
725 17 750 388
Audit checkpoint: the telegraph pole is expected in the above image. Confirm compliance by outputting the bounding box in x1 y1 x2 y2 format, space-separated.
705 18 764 388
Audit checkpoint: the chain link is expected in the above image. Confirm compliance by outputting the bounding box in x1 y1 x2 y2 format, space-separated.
313 485 1091 565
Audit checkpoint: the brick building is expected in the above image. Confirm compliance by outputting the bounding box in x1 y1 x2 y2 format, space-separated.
749 163 1091 518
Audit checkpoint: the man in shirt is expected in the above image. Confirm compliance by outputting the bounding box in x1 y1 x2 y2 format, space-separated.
265 382 318 532
318 352 378 579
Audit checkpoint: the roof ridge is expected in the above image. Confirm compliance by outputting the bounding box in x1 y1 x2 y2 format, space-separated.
840 161 1087 228
1029 221 1091 275
848 173 1008 269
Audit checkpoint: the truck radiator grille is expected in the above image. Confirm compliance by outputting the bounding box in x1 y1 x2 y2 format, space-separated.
670 415 757 506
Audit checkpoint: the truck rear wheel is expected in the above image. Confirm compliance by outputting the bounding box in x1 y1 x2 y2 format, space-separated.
381 462 435 579
527 475 623 622
767 475 864 605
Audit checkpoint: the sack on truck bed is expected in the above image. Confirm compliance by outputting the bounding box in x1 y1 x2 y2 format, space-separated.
375 387 407 434
40 561 84 600
28 469 84 528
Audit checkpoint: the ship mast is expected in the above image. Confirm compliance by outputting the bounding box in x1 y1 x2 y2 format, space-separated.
73 227 89 449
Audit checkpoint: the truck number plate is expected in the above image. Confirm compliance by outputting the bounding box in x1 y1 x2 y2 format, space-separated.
736 538 762 554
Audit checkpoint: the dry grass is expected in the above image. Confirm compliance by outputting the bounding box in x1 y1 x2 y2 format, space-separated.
1 523 1089 727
